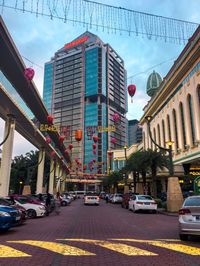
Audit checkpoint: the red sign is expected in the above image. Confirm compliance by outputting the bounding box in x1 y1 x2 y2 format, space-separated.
64 36 89 49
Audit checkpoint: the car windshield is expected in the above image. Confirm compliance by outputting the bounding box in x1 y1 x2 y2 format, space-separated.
138 196 153 200
184 197 200 206
16 198 29 204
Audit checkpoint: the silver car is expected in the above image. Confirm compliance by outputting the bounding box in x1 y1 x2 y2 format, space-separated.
179 196 200 240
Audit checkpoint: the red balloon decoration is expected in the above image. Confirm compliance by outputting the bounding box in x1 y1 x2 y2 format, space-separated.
68 144 73 150
92 143 96 149
108 151 113 158
113 113 120 123
83 164 87 171
45 136 51 144
128 84 136 103
24 67 35 81
93 159 96 163
93 135 98 143
93 149 96 155
64 149 69 156
47 115 54 124
75 130 82 142
50 151 56 157
59 135 65 143
111 137 117 144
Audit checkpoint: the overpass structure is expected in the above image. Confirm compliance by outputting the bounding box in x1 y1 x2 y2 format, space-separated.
0 16 70 196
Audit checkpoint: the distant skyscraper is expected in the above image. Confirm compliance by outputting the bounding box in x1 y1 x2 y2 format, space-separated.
43 32 127 176
128 119 142 146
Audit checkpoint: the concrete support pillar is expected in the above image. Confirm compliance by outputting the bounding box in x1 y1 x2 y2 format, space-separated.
0 115 15 196
60 171 66 193
36 149 45 194
48 158 55 194
167 177 183 212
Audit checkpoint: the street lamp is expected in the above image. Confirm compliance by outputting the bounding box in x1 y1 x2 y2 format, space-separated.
145 115 174 176
123 145 129 193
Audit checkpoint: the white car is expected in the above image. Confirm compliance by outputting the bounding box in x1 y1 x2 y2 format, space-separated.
128 195 157 213
84 193 100 205
111 194 123 204
5 197 46 218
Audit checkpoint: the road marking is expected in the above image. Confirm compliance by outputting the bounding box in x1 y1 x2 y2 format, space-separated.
7 240 95 256
0 244 31 257
111 239 200 255
58 239 157 256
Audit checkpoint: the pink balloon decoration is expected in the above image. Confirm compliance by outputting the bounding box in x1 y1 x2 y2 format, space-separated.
45 136 51 144
111 137 117 144
113 113 120 123
24 67 35 81
93 150 96 155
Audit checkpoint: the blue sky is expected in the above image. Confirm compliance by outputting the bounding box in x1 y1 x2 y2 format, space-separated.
0 0 199 156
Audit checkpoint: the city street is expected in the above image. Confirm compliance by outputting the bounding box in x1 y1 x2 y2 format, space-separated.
0 199 200 266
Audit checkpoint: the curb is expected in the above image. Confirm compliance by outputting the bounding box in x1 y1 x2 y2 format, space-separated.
157 209 178 216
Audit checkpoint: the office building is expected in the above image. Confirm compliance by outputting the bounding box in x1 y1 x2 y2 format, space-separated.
43 32 127 177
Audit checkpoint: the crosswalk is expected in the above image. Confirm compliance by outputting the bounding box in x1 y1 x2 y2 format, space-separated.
0 238 199 257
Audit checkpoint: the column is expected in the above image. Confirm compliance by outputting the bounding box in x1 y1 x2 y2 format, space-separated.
177 106 184 150
48 158 55 194
0 115 15 196
183 98 193 147
36 149 45 194
192 89 200 142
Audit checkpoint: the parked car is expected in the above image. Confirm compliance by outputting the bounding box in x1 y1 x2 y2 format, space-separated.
84 192 100 206
0 205 21 231
10 194 45 206
0 197 26 225
62 193 73 203
111 193 123 204
179 195 200 240
32 193 55 212
5 196 46 218
60 195 71 206
128 194 157 213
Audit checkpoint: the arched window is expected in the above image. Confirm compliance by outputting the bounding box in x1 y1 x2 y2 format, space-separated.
157 124 161 146
188 94 195 145
167 114 171 141
173 109 179 149
180 102 186 147
162 119 166 148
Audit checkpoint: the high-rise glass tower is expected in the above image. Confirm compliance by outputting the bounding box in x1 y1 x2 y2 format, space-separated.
43 32 127 176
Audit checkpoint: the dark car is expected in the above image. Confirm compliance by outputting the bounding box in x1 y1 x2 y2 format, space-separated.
0 205 21 231
0 197 27 225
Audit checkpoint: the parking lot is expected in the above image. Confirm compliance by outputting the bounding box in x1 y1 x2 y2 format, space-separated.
0 198 200 266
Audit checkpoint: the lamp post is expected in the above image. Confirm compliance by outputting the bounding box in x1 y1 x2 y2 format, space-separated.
123 145 129 193
107 151 113 174
145 115 183 212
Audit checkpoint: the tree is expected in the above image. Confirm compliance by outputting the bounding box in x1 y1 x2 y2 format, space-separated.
102 170 123 192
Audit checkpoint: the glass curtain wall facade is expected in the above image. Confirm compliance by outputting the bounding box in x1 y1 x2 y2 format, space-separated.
43 32 127 176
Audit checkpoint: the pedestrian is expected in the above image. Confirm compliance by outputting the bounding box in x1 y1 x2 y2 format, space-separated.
105 193 109 203
45 193 51 216
54 192 61 215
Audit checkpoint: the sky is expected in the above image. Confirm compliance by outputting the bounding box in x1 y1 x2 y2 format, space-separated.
0 0 199 157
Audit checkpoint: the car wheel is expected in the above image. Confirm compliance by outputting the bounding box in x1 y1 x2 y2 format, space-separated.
179 234 188 241
61 201 67 206
27 209 37 218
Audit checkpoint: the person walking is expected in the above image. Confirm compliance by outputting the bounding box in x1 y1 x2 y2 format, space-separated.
105 193 109 203
54 192 61 215
45 193 51 216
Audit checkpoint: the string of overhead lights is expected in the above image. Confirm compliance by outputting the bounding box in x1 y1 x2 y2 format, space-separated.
0 0 199 44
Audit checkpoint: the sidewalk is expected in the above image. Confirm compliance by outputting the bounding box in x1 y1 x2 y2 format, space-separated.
157 208 178 216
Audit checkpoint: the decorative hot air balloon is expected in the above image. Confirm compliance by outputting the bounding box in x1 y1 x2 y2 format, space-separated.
45 136 51 144
59 135 65 143
50 151 56 157
92 143 96 149
93 135 98 143
24 67 35 81
128 84 136 103
113 113 120 123
47 115 54 125
111 137 117 145
75 130 82 142
68 144 73 150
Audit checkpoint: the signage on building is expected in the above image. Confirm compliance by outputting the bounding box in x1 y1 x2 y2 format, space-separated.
86 125 116 140
64 36 89 49
189 167 200 176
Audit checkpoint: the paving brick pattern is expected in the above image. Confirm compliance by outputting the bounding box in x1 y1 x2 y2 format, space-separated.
0 199 200 266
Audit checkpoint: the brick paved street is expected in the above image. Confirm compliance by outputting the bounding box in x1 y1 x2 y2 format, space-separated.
0 198 200 266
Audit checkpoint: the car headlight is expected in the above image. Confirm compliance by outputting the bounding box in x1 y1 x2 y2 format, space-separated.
38 206 45 210
0 211 11 217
